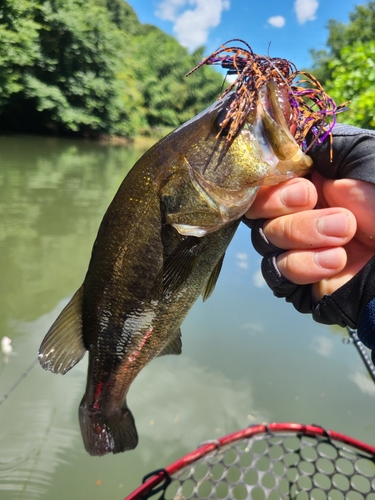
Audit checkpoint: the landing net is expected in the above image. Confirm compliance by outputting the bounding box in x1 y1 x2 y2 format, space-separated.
126 422 375 500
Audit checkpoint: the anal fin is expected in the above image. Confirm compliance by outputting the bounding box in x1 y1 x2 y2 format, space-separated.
158 329 182 356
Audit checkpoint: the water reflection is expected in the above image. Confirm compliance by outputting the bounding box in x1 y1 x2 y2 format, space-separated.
130 356 269 448
0 135 140 499
0 135 140 325
0 135 374 500
0 279 84 499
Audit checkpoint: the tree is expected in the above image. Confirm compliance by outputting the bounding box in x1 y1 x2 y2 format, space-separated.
0 0 225 137
93 0 141 34
0 0 41 108
310 2 375 128
0 0 145 136
130 25 224 132
311 1 375 81
326 2 375 57
325 42 375 128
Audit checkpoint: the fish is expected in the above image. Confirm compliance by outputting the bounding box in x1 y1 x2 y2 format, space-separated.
38 78 314 456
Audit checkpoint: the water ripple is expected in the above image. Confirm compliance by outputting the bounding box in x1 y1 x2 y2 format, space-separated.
0 439 38 473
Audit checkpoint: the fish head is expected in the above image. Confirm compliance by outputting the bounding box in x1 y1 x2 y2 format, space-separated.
159 80 313 237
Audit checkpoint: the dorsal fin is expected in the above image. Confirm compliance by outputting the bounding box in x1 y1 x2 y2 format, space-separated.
38 285 86 374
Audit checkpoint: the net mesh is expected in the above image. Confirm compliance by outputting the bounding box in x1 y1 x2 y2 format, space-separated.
164 432 375 500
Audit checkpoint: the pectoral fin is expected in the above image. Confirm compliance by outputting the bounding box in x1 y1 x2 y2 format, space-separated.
158 329 182 356
38 285 86 374
158 236 205 296
202 253 225 301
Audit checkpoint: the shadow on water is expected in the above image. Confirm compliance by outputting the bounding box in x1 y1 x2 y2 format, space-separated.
0 135 374 499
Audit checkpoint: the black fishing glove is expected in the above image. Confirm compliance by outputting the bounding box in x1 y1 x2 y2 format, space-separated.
243 124 375 361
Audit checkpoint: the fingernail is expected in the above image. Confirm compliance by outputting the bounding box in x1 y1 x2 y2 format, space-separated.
314 248 343 269
317 213 350 237
280 182 310 207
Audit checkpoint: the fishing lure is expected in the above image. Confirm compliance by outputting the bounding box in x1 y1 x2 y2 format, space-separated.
187 39 346 152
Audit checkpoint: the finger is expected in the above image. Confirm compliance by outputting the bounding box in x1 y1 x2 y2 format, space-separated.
244 177 317 220
312 240 375 300
263 208 356 250
276 247 348 285
321 177 375 249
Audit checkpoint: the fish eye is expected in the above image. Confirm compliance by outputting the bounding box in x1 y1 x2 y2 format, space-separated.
214 108 233 137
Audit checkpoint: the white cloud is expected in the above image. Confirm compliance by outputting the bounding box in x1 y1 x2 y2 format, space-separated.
252 269 266 288
155 0 186 22
294 0 319 24
240 322 264 335
155 0 230 51
348 371 375 396
131 356 269 451
311 335 334 357
268 16 285 28
236 252 248 270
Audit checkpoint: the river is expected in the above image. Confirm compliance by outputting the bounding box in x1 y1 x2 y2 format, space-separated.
0 134 374 500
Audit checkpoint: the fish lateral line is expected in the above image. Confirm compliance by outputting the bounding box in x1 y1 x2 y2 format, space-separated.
123 326 154 368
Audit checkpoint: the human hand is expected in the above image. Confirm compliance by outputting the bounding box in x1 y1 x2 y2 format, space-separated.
245 173 375 303
242 124 375 336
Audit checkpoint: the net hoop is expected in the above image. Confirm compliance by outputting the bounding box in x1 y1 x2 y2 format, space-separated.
125 422 375 500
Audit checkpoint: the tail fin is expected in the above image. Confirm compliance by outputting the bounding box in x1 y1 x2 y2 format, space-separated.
79 398 138 456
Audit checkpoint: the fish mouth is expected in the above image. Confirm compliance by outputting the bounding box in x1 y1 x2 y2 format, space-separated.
204 81 313 215
254 80 313 174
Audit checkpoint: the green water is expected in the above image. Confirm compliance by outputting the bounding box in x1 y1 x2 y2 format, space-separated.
0 135 374 500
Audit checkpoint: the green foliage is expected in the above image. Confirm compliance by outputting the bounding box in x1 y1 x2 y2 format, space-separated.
311 1 375 80
0 0 41 106
0 0 224 138
325 42 375 128
93 0 141 34
130 26 223 132
0 0 134 136
310 1 375 129
326 2 375 57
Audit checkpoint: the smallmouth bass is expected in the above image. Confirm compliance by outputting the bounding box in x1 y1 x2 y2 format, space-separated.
38 79 315 455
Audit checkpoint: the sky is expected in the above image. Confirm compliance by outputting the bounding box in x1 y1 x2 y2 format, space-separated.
125 0 366 70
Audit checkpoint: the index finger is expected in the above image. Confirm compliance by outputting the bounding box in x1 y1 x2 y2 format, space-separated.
244 177 317 221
